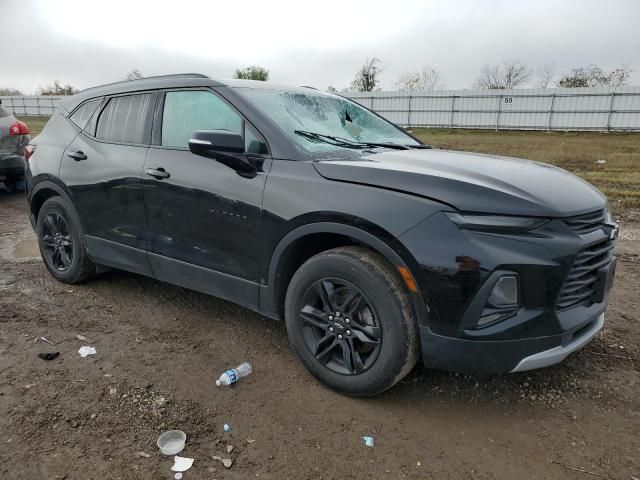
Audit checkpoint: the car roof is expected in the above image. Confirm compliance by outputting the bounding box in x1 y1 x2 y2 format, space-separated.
59 73 326 113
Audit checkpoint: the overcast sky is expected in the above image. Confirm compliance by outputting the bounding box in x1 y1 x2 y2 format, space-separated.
1 0 639 94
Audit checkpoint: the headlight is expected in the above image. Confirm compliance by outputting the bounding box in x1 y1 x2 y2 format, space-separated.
445 212 548 233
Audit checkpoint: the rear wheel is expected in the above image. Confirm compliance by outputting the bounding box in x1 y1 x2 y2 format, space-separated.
3 175 25 193
36 196 96 284
285 246 418 396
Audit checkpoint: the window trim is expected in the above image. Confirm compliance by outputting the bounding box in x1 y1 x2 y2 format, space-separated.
68 97 103 130
150 87 270 156
90 91 159 147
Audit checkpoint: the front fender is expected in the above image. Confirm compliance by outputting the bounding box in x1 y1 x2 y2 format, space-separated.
259 221 431 329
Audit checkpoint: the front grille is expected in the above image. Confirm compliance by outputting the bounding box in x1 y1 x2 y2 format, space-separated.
563 209 607 235
557 238 614 310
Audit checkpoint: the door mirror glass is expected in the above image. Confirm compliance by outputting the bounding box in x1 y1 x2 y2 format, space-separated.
189 130 244 155
189 130 256 177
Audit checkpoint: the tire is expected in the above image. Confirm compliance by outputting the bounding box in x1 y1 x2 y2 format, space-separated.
36 196 96 284
284 246 419 396
3 179 16 193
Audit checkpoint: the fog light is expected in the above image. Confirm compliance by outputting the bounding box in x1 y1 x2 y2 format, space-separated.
488 275 518 307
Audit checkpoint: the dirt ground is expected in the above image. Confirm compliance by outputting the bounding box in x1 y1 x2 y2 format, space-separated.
1 190 639 480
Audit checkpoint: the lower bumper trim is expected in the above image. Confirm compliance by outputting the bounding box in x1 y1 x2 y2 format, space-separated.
510 313 604 372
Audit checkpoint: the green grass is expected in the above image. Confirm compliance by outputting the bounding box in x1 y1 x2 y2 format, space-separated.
411 128 640 213
18 116 49 136
19 117 640 213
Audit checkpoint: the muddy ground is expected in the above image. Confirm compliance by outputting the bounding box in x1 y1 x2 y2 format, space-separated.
1 190 639 480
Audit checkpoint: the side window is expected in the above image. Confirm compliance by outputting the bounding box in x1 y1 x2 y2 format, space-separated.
84 99 103 136
96 94 153 144
70 99 101 130
161 91 242 148
244 126 266 154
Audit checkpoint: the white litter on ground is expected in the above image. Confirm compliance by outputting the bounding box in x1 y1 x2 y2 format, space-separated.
171 455 194 472
78 346 96 357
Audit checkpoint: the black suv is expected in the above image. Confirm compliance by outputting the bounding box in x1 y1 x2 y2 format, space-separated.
26 74 618 396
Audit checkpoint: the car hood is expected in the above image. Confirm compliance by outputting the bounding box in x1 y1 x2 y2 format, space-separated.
313 149 606 217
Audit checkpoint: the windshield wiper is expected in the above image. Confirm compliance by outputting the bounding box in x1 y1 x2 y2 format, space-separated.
294 130 364 149
294 130 411 150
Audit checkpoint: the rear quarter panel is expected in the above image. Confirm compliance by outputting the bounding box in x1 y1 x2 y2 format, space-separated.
27 113 80 185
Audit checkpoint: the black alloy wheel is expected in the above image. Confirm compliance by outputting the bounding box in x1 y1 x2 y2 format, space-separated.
299 278 382 375
41 211 73 272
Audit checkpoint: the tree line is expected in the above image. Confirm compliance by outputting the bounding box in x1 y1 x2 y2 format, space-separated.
336 57 633 92
0 61 632 97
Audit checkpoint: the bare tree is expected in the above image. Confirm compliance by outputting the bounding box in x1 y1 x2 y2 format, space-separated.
0 88 23 96
474 58 531 89
326 86 339 93
395 66 444 92
124 69 144 81
534 64 555 88
350 57 382 92
608 64 633 87
38 80 79 96
234 66 269 81
557 64 633 88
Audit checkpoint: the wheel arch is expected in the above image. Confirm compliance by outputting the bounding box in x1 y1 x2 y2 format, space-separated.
260 222 430 329
29 180 75 223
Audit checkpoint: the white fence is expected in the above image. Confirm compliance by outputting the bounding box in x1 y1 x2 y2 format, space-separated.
345 86 640 132
0 95 63 116
3 86 640 132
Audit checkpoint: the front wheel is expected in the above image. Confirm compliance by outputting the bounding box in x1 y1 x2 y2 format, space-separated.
285 247 419 396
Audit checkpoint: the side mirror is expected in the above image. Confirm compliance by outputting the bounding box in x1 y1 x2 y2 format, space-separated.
188 130 256 177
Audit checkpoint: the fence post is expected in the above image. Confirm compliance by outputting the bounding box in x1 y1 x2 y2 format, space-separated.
547 93 555 132
370 96 374 110
450 95 456 128
407 95 412 127
496 94 502 131
606 92 615 132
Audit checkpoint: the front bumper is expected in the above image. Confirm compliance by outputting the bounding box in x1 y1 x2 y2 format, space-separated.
510 313 604 372
419 311 604 374
398 210 615 374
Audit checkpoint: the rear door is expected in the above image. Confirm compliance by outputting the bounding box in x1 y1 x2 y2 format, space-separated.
142 88 270 309
60 93 156 275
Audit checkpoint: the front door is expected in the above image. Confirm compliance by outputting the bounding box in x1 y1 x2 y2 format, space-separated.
143 89 270 309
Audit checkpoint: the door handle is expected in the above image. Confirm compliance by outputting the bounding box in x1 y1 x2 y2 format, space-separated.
145 167 170 180
68 151 87 161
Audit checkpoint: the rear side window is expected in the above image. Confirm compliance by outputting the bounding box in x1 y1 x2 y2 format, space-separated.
161 90 242 148
96 94 153 144
0 106 10 118
70 99 101 130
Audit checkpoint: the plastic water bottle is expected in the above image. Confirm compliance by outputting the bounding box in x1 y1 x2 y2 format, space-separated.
216 362 252 386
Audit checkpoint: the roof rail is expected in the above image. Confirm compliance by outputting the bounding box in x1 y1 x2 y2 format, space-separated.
79 73 210 93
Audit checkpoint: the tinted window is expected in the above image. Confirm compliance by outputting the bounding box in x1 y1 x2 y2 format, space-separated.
96 94 153 144
161 91 242 148
70 99 101 130
244 126 266 154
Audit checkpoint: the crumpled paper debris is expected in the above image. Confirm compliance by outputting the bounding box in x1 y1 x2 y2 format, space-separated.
78 346 96 357
171 455 194 472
